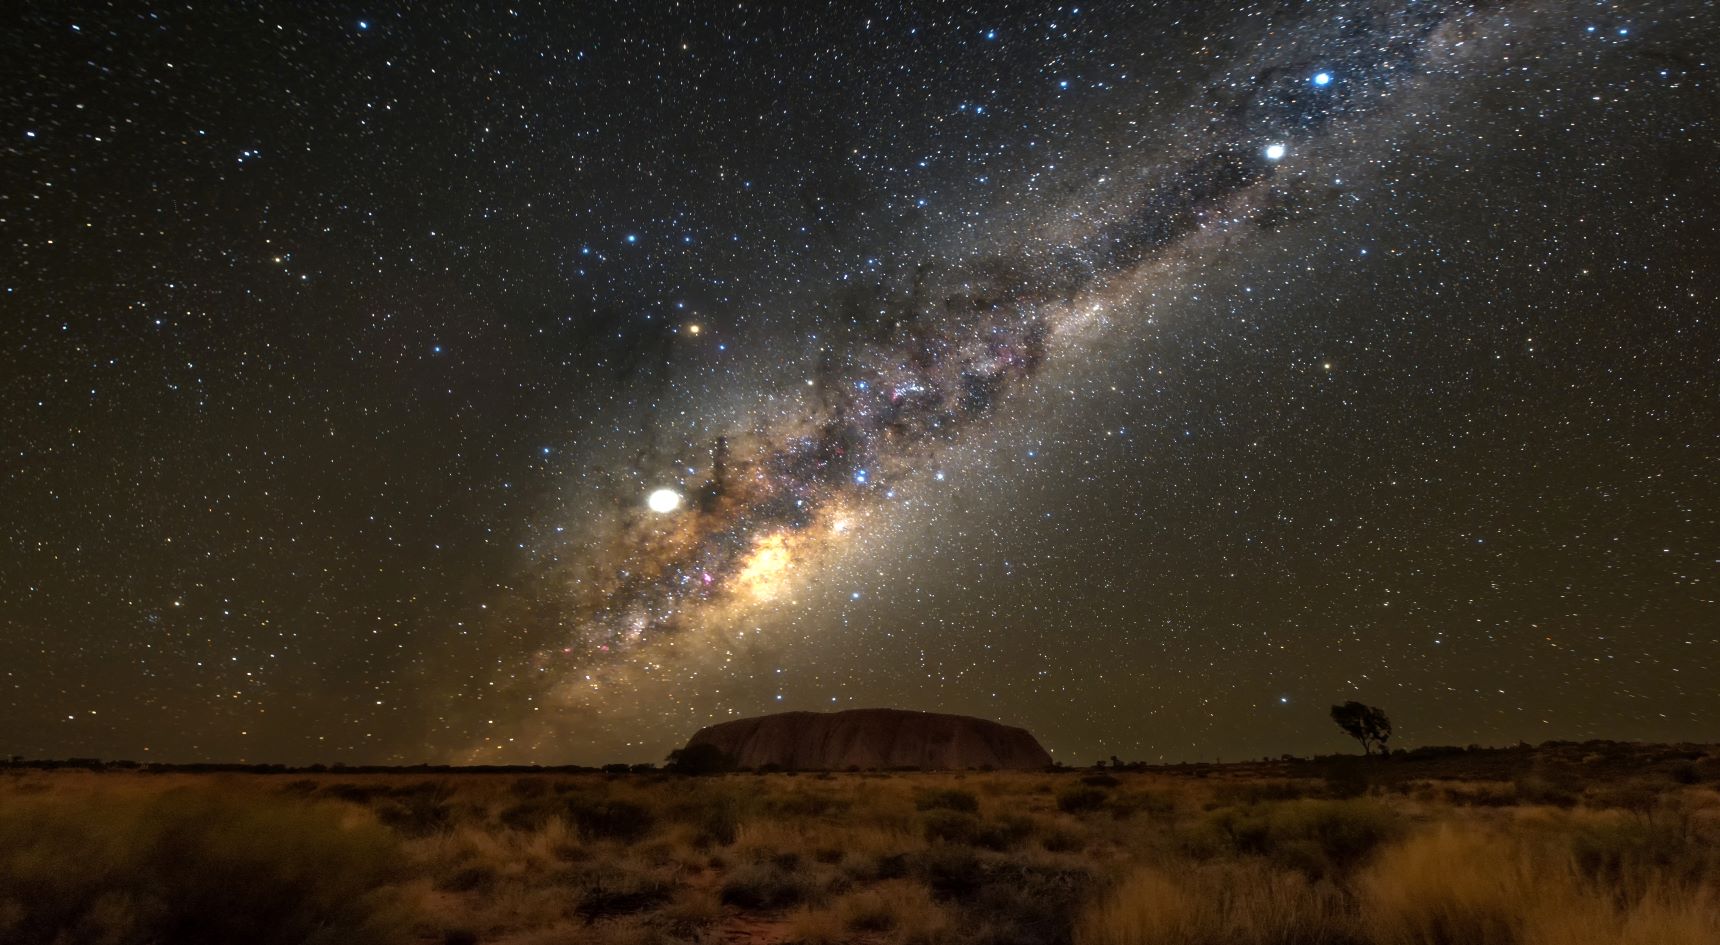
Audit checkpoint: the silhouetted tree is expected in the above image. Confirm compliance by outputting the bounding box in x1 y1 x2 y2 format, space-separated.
1330 701 1392 755
665 743 736 775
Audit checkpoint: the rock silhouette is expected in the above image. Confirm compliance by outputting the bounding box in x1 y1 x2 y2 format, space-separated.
683 708 1052 771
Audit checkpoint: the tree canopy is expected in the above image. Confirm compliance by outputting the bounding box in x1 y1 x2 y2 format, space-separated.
1330 702 1392 756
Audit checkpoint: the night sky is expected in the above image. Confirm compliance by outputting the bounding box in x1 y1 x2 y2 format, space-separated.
3 2 1715 766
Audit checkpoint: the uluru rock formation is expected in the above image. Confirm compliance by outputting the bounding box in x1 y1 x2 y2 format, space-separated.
682 708 1052 771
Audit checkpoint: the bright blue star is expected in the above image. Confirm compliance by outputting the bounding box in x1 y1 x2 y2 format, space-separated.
1312 71 1332 87
357 20 369 30
625 233 638 244
984 29 997 41
854 469 869 485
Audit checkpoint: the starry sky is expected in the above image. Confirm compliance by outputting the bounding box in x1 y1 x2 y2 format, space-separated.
3 1 1716 766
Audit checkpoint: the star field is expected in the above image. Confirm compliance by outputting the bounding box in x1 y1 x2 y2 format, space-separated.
2 1 1715 765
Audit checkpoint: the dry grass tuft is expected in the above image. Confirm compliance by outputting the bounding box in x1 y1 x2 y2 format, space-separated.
1076 862 1354 945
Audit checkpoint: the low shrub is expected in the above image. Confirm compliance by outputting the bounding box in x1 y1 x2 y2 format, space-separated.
435 864 497 893
1108 789 1176 820
1442 782 1516 807
1321 761 1371 799
374 781 455 837
915 846 986 901
1513 775 1579 808
1041 826 1087 853
575 871 674 921
719 862 815 910
916 787 981 813
565 796 655 843
497 797 558 831
1198 799 1401 879
1057 787 1108 814
966 856 1097 945
657 888 724 935
831 879 950 939
923 809 984 845
665 784 750 846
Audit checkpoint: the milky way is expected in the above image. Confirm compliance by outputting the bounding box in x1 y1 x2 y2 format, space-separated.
453 0 1664 762
5 1 1714 765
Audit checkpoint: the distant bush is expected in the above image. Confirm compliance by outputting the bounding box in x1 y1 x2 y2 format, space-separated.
666 743 737 776
1105 789 1177 821
1512 775 1579 808
1214 780 1313 805
510 776 551 798
321 781 389 803
764 789 851 818
1443 782 1516 807
1321 759 1371 799
1585 783 1660 817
